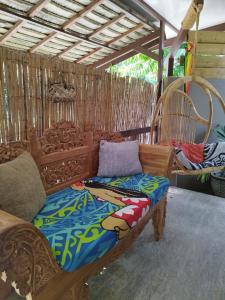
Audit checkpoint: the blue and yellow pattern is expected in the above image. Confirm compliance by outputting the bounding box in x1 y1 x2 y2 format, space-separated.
33 173 169 272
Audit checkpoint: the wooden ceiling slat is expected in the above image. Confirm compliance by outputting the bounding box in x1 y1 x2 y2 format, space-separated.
0 20 25 45
0 2 160 66
89 12 125 38
28 0 51 18
57 40 83 57
75 47 102 63
30 32 57 53
93 29 160 68
0 8 115 51
107 23 144 46
62 0 105 30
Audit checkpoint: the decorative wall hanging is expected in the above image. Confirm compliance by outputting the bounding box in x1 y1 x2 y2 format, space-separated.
48 74 77 103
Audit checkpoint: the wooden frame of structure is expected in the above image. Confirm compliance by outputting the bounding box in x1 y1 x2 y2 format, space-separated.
0 0 170 75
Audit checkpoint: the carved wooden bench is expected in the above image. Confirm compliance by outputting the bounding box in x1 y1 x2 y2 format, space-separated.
0 122 174 300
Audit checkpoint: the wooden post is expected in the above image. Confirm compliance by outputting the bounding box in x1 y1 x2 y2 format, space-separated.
168 56 174 76
157 21 165 100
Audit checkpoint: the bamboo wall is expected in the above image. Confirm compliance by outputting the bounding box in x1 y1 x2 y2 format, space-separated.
0 47 155 143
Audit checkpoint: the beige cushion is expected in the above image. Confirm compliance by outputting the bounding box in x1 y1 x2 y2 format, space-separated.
0 151 46 222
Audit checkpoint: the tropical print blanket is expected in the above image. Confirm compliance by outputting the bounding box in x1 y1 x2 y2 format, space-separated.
33 173 169 272
176 142 225 170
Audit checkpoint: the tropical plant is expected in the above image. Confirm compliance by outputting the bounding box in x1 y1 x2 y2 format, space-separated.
107 47 185 84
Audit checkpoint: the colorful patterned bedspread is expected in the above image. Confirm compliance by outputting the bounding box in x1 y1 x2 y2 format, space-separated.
33 173 169 272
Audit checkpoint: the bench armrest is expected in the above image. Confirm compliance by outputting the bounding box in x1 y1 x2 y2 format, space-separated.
139 144 174 178
0 210 60 298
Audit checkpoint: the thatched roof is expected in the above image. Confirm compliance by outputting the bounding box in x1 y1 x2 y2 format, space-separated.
0 0 162 67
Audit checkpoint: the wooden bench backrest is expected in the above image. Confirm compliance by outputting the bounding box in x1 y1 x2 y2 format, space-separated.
0 121 174 194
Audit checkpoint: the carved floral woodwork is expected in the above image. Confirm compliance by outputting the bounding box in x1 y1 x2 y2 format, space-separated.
40 155 88 189
38 121 124 155
93 130 124 144
0 142 29 164
0 223 60 298
39 122 87 155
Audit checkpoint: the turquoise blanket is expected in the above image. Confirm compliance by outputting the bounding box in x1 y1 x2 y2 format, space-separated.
33 173 169 272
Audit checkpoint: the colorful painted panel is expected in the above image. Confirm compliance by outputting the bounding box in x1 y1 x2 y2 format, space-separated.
33 173 169 272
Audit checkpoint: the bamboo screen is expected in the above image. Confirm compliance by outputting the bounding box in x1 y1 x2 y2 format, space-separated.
0 47 156 143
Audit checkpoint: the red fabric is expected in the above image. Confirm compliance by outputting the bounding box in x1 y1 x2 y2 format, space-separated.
180 143 204 163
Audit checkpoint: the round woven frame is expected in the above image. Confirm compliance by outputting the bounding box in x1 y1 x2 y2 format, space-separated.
150 75 225 175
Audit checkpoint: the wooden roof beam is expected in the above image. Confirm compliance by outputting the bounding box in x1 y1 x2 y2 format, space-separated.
30 32 57 53
202 22 225 31
28 0 51 18
108 0 156 31
107 23 145 46
76 47 102 63
57 41 83 57
0 20 25 45
0 8 115 51
96 38 160 69
93 29 160 68
169 29 188 58
63 0 104 30
89 13 125 39
134 46 159 61
127 0 179 33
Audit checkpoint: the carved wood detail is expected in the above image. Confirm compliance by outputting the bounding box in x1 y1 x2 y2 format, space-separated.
39 122 88 155
93 130 124 144
0 222 60 298
38 121 123 155
0 141 29 164
40 155 88 189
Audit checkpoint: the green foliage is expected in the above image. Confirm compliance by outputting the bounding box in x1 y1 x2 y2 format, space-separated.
108 53 158 83
197 173 210 183
107 47 185 84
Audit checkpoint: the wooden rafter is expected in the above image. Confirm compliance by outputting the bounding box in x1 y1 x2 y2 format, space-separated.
0 20 25 45
57 41 83 57
131 0 178 33
30 32 57 53
157 21 165 100
75 47 102 63
89 13 125 39
203 22 225 31
0 8 114 51
93 30 160 68
63 0 104 30
107 23 144 46
109 0 156 31
169 29 188 58
90 37 159 68
134 46 159 61
28 0 51 18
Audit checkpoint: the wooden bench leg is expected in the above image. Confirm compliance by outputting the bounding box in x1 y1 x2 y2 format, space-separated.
152 198 167 241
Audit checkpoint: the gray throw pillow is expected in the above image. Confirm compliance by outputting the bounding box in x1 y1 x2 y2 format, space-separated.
0 151 46 222
97 140 142 177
